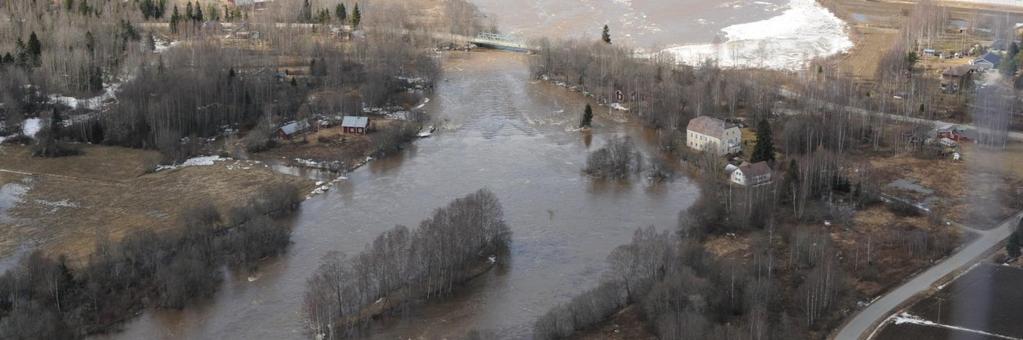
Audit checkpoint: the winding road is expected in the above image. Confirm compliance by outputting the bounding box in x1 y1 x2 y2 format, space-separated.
833 211 1023 340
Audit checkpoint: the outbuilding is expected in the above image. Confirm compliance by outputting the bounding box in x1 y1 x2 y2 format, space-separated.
342 116 369 134
276 120 311 140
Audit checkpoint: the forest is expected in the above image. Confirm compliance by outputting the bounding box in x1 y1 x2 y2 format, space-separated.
0 182 302 339
303 189 511 339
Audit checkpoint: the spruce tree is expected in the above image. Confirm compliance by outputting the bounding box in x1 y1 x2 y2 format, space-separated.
352 4 361 28
27 32 42 67
601 25 611 44
580 104 593 128
170 5 181 33
194 2 203 22
751 118 775 163
1 53 13 65
185 2 193 21
336 3 347 23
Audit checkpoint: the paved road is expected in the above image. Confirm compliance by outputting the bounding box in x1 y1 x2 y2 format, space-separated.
833 211 1023 340
777 88 1023 142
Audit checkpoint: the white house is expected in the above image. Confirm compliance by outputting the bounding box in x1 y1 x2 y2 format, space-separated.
686 116 741 155
731 162 773 187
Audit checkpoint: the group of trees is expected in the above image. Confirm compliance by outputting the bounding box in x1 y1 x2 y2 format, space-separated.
531 39 778 151
0 32 43 68
304 189 511 339
0 182 302 339
301 1 360 26
137 0 167 20
535 191 860 340
584 136 644 179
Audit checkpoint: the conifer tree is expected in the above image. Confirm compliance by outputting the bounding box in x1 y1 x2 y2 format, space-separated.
580 104 593 128
170 5 181 33
751 119 775 163
336 3 347 23
601 25 611 44
352 4 361 28
27 32 42 67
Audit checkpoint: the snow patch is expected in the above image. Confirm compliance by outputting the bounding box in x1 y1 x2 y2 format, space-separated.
21 118 41 137
156 155 227 171
662 0 853 70
891 313 1019 340
50 81 122 110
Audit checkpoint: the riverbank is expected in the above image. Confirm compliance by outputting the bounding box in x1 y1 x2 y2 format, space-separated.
0 144 313 264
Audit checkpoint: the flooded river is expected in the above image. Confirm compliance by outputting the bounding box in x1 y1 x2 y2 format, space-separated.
104 52 698 339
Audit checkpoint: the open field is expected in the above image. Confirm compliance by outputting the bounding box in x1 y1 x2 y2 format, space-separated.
0 144 313 263
875 263 1023 339
862 143 1023 229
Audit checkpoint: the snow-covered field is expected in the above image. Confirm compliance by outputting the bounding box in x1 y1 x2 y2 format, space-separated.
663 0 853 70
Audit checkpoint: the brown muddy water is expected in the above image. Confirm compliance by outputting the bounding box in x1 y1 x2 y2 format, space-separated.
100 51 698 340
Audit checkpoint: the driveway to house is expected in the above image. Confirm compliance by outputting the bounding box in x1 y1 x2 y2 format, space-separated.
832 211 1023 340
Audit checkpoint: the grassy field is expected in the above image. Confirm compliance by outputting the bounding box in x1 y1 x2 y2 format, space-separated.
0 144 313 263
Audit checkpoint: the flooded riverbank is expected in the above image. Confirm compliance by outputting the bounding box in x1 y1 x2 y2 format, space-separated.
101 51 698 339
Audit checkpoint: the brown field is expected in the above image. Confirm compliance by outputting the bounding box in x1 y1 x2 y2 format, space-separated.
862 143 1023 229
876 263 1023 339
0 144 313 263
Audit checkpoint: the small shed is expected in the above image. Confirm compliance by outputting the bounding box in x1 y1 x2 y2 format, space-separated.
276 120 310 140
342 116 369 134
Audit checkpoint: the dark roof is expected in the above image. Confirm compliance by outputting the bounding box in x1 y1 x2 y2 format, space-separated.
977 52 1002 65
341 116 369 128
739 161 772 179
687 116 735 139
279 120 310 135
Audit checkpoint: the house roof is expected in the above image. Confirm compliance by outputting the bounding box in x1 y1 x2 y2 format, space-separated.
942 64 975 77
976 52 1002 65
279 120 310 135
687 116 735 139
738 161 772 179
341 116 369 128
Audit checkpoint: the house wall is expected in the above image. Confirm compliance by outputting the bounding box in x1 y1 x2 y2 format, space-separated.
731 170 746 185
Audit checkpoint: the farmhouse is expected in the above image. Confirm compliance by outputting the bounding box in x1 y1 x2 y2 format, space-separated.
686 116 741 155
972 52 1002 71
731 162 773 187
342 116 370 134
276 120 311 140
941 64 975 93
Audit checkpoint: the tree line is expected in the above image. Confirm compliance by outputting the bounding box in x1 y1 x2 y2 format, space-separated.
0 182 303 339
530 39 779 152
303 189 511 339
